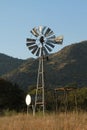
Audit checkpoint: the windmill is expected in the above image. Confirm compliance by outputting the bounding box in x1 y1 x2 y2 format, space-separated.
26 26 63 115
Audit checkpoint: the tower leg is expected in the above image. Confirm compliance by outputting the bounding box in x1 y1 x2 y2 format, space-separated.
35 57 45 115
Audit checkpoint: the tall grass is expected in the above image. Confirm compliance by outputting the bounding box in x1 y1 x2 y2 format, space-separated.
0 112 87 130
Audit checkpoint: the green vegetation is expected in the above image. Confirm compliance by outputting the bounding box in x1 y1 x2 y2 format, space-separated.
0 78 26 114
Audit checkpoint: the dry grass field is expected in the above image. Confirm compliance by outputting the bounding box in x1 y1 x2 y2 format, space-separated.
0 112 87 130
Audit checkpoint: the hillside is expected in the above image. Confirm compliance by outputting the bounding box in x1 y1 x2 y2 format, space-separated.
1 40 87 90
0 53 25 76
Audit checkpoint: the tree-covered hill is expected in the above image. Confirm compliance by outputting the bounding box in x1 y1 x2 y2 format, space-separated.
0 78 25 112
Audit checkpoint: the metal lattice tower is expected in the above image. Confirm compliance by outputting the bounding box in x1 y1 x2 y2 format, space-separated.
26 26 63 115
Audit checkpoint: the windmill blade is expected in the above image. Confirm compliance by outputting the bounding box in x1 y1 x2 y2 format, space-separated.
46 35 56 40
45 45 52 52
26 42 36 47
38 26 46 34
45 41 55 48
44 28 51 37
28 45 38 50
46 39 55 44
46 35 56 45
42 26 47 34
54 36 63 44
31 46 38 54
36 47 40 56
31 27 39 37
43 46 49 55
45 30 54 37
26 38 36 46
26 38 36 42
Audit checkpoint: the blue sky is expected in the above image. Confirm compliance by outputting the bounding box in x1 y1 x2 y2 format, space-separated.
0 0 87 59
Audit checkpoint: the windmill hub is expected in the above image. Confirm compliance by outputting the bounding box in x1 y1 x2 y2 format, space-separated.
40 36 44 44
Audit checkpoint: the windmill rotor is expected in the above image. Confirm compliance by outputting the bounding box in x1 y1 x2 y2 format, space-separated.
26 26 63 57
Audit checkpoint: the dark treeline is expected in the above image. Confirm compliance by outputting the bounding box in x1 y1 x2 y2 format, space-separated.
0 78 87 114
0 78 26 114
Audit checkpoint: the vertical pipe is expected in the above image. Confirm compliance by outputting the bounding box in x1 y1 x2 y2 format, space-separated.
42 56 45 115
74 90 77 113
35 58 41 113
64 89 67 114
55 90 58 113
27 105 29 116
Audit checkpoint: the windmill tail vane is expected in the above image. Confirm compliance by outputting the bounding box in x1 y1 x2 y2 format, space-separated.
54 35 63 44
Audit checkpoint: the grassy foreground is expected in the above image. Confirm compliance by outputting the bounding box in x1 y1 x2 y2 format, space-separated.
0 112 87 130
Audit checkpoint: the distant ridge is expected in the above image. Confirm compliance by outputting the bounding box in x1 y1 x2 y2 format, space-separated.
0 53 25 76
1 40 87 90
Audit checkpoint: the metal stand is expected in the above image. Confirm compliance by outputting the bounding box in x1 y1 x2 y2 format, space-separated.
27 105 29 115
32 105 35 116
55 87 78 113
35 56 45 115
